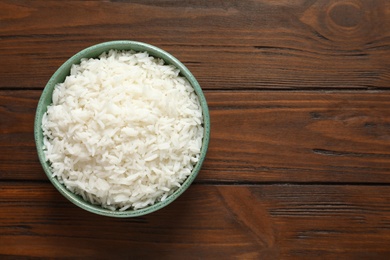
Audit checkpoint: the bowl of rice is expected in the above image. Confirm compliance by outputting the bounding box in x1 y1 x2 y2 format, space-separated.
34 41 210 217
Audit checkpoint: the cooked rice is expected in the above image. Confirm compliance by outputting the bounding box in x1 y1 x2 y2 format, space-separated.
42 50 203 210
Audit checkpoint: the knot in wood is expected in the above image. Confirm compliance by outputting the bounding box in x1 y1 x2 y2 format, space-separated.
328 1 363 28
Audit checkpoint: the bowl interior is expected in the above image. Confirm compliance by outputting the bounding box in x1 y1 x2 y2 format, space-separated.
34 41 210 217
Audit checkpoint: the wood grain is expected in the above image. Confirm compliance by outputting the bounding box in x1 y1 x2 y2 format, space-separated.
206 90 390 183
1 90 390 183
0 0 389 90
1 183 390 259
1 0 390 258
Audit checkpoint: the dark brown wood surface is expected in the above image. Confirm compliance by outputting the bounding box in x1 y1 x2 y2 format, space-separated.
1 0 390 259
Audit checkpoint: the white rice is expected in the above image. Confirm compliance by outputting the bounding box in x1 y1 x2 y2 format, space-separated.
42 49 203 211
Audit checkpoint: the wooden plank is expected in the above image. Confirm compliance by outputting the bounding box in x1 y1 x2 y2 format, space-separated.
0 1 389 90
205 90 390 183
1 90 390 183
0 91 41 179
1 183 390 258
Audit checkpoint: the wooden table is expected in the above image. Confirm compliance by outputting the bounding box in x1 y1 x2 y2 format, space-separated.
1 0 390 258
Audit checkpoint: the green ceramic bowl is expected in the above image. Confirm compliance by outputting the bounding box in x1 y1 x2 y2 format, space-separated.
34 41 210 217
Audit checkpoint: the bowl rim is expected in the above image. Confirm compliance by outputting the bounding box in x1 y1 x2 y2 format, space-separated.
34 40 210 217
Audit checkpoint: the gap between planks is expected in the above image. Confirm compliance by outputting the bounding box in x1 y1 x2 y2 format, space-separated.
2 179 390 187
3 87 390 92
